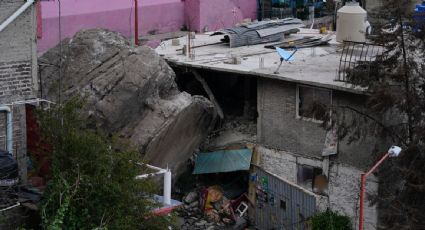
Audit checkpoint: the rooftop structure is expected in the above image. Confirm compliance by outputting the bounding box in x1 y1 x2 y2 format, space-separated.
156 28 366 94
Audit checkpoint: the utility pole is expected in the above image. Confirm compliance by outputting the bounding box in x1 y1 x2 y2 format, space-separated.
134 0 139 46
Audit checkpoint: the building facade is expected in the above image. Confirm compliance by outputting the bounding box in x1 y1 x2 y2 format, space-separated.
255 78 382 229
0 0 38 183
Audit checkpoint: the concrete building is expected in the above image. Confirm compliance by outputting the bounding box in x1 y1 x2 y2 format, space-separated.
156 28 386 229
0 0 38 183
37 0 257 52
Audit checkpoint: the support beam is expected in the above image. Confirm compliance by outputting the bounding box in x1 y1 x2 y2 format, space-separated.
192 70 224 119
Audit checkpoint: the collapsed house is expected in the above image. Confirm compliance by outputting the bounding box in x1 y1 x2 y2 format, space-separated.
156 16 385 229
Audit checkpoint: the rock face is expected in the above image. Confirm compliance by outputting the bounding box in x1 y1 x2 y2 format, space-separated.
39 29 216 173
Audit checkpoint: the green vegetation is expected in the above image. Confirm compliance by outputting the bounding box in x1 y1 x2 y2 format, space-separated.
38 98 174 230
311 210 351 230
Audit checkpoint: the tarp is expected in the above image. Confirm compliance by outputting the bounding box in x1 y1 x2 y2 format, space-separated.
193 149 253 174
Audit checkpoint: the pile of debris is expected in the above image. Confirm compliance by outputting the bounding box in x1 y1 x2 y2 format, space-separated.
203 118 256 150
177 186 250 230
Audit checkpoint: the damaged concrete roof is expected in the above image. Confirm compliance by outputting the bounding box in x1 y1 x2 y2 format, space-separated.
155 28 366 94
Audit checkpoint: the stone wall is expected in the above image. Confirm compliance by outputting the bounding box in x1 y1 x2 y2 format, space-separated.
256 145 378 230
0 0 37 183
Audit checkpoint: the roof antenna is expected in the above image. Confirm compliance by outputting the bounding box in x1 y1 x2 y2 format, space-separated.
274 47 297 74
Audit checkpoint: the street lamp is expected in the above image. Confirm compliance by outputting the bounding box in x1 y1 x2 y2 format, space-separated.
358 145 402 230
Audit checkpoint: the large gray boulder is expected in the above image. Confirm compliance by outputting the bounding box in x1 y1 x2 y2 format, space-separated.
39 29 216 173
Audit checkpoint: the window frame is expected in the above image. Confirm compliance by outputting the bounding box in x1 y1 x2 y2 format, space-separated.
295 84 333 123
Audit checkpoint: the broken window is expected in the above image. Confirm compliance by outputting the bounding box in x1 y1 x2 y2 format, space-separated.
297 164 328 194
297 85 332 121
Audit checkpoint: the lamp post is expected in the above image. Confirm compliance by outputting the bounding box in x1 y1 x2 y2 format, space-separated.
358 146 402 230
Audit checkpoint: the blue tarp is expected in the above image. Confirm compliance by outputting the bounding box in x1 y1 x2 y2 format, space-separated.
193 149 253 174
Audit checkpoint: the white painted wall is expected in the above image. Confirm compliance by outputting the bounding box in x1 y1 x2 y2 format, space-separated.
257 145 378 230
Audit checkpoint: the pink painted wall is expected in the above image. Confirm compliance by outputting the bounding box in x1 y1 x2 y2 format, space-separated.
185 0 257 32
38 0 185 52
37 0 258 52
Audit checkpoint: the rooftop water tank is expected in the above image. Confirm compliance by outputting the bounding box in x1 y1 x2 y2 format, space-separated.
336 2 368 43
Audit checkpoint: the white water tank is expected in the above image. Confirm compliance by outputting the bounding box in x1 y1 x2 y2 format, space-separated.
336 2 368 43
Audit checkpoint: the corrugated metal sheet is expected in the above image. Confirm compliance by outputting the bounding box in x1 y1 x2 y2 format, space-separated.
212 18 304 48
254 166 317 230
192 149 252 174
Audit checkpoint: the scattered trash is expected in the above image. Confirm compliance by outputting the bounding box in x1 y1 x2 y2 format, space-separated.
0 149 18 187
177 186 250 230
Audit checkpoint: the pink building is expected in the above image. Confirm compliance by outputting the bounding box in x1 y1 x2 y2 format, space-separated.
37 0 257 52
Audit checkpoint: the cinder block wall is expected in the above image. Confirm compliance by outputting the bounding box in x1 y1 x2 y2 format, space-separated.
0 0 38 183
257 78 383 170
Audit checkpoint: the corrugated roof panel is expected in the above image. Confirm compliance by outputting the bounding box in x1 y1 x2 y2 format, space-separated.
211 18 304 48
193 149 253 174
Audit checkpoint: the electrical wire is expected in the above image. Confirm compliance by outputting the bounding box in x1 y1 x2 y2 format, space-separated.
129 0 134 36
57 0 62 105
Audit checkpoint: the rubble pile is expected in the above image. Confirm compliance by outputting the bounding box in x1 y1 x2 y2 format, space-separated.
203 117 256 150
177 187 249 230
39 29 216 174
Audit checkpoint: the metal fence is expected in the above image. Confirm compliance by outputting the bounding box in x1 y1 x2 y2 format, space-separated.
253 166 317 230
262 8 294 20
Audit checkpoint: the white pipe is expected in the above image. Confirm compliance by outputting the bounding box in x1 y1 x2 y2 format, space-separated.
0 202 20 213
137 163 166 172
0 0 36 33
135 163 172 206
135 171 167 179
0 106 13 154
4 98 55 106
163 169 171 205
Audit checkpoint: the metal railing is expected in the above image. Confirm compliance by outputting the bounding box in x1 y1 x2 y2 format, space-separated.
337 41 384 82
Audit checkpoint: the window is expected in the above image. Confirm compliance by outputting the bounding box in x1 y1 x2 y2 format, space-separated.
297 164 328 194
296 85 332 121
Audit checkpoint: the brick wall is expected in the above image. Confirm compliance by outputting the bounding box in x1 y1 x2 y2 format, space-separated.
0 61 34 99
0 0 37 183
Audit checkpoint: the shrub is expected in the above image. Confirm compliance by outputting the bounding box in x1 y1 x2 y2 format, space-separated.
38 98 173 230
311 210 351 230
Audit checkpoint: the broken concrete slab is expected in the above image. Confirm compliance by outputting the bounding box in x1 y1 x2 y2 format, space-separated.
39 28 216 174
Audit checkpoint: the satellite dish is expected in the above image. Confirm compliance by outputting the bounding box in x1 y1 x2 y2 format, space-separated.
274 47 297 74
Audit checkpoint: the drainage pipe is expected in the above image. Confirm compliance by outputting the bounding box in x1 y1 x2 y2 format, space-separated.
0 106 13 154
0 0 36 33
163 169 171 205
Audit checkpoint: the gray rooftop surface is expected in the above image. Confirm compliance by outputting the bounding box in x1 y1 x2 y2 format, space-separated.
155 28 366 94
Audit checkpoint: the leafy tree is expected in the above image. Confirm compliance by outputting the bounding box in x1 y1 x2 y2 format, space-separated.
324 0 425 229
38 98 174 230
